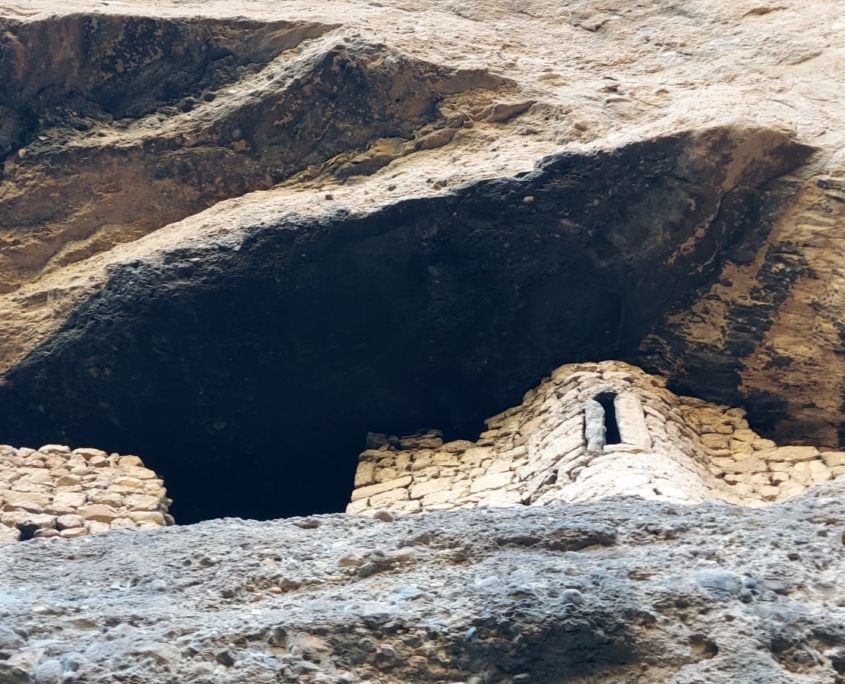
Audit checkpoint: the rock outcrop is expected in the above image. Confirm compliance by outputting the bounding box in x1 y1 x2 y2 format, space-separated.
2 1 845 682
0 124 814 522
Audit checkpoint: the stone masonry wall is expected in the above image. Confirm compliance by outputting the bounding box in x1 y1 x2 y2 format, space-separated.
0 444 173 543
348 361 845 515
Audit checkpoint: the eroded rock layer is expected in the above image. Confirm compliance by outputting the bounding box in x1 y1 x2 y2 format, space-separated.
1 0 845 522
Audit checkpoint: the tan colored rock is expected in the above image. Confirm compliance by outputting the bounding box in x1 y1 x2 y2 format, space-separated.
118 456 144 468
52 491 86 509
38 445 71 455
89 492 124 507
409 478 452 500
79 505 120 523
700 434 730 450
369 488 410 508
0 526 20 543
374 467 400 483
34 528 60 539
421 489 458 506
73 448 109 460
759 447 820 462
350 476 413 502
128 511 166 525
125 494 161 511
778 481 807 498
470 472 513 494
56 514 85 530
121 466 158 480
732 429 757 443
3 512 56 529
345 498 371 514
86 521 111 534
353 462 376 487
441 440 475 453
821 452 845 468
18 468 52 484
791 460 832 486
723 458 768 475
730 442 755 456
1 491 50 512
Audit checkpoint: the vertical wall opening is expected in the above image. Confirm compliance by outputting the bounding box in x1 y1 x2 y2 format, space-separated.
595 392 621 445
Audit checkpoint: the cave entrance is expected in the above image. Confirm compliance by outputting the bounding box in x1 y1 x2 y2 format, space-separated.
0 129 797 524
595 392 622 446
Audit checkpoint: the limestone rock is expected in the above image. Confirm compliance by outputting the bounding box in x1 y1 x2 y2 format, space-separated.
0 0 838 523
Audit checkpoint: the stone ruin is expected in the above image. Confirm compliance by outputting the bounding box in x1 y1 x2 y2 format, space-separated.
348 361 845 515
0 444 172 544
4 360 844 543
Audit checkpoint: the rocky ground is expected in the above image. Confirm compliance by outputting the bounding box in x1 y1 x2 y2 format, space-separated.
1 482 845 683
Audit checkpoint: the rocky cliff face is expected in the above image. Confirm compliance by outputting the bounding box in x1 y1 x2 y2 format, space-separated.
2 484 845 683
1 0 844 681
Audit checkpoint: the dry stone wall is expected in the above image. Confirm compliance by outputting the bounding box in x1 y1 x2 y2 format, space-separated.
0 444 172 543
348 361 845 515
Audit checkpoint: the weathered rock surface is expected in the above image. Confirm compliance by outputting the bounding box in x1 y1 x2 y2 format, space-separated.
1 4 845 681
2 482 845 683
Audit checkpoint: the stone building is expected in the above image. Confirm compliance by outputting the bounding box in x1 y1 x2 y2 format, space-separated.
348 361 845 515
0 444 172 543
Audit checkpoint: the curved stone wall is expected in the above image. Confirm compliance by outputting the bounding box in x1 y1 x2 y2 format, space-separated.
348 361 845 514
0 444 172 543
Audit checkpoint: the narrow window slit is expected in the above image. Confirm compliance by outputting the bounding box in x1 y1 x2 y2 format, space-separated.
595 392 621 445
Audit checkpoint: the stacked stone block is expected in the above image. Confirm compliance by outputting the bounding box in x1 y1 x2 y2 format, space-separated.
0 444 173 543
348 361 845 515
